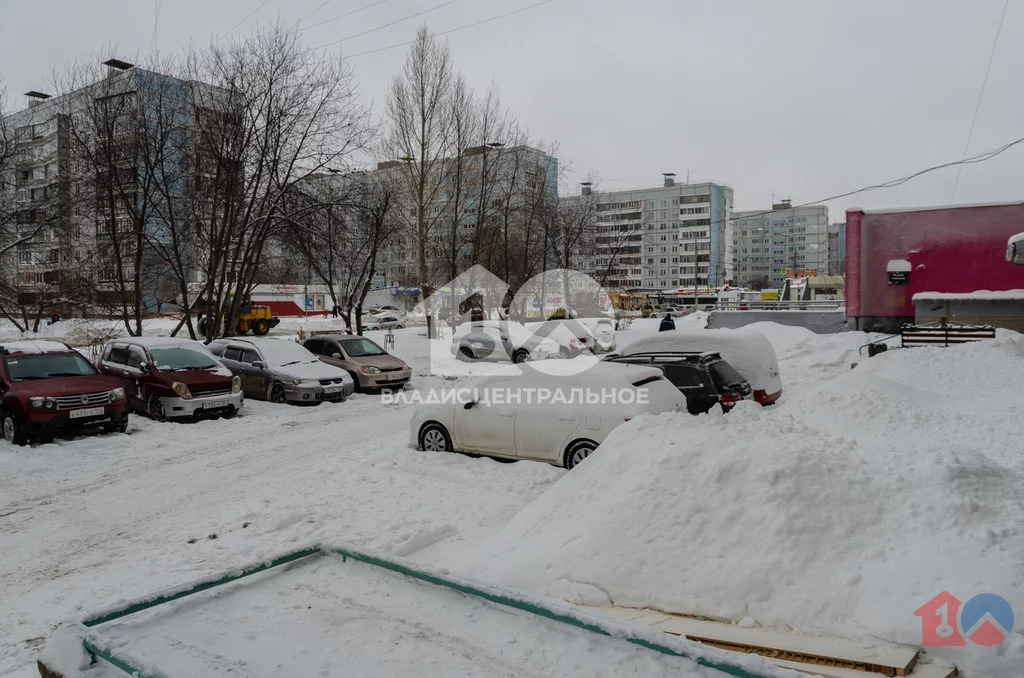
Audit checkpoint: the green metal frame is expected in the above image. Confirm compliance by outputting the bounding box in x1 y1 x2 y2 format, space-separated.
60 543 779 678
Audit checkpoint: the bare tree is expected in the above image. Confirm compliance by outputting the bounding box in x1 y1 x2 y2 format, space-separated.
384 25 456 339
284 168 400 335
157 25 375 341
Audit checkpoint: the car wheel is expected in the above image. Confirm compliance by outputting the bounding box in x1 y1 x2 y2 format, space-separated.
149 395 168 422
513 349 531 363
564 439 598 469
418 422 454 453
458 345 476 361
1 410 28 446
396 324 404 329
268 382 287 404
222 407 239 419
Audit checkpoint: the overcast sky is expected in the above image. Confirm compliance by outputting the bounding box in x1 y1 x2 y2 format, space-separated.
2 0 1022 218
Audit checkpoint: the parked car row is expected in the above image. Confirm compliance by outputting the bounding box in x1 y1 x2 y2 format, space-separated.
414 327 783 469
0 333 411 446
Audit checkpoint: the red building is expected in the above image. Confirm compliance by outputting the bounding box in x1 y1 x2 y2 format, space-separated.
845 202 1024 331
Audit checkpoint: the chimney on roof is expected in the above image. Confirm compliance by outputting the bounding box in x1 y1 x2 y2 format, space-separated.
24 91 51 108
663 172 676 188
580 182 593 197
773 199 792 211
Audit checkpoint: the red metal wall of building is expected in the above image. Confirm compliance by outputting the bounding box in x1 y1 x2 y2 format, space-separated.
846 203 1024 328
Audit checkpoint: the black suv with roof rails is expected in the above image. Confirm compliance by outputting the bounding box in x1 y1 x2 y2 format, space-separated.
602 350 753 415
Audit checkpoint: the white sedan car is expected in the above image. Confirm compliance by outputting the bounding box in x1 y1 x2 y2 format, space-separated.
410 362 687 468
363 315 405 331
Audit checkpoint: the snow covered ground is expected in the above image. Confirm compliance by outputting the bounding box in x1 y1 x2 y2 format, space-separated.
2 314 1022 676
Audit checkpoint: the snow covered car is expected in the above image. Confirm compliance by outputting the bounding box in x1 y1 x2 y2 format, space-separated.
363 315 404 331
525 319 596 358
620 329 782 405
580 316 616 353
604 351 752 414
451 320 560 363
98 337 243 421
410 362 687 468
207 337 354 404
0 341 129 445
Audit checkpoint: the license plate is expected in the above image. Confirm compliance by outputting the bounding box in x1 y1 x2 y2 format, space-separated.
323 385 344 393
69 406 105 419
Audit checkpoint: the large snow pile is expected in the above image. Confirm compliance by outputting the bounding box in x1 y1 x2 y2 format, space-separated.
469 333 1024 676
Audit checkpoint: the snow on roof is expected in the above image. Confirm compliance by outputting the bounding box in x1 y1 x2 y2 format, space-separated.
620 329 782 392
0 340 72 355
912 289 1024 301
847 199 1024 214
887 259 912 273
115 336 206 349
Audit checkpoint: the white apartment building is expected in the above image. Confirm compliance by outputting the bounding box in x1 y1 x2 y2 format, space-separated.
584 175 734 291
731 202 832 287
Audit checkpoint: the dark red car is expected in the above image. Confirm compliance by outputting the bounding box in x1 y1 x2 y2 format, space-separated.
0 341 129 446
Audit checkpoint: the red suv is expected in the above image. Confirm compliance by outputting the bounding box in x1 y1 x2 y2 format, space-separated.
0 341 129 446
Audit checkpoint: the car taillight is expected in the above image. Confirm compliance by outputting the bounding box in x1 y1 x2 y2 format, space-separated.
719 393 743 404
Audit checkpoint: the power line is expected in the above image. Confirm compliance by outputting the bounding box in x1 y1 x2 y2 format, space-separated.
341 0 556 57
302 0 398 31
299 0 335 24
950 0 1009 201
314 0 460 49
226 0 272 35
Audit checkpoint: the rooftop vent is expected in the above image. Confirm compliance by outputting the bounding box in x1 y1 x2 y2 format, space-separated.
581 182 593 197
24 91 51 108
663 172 676 188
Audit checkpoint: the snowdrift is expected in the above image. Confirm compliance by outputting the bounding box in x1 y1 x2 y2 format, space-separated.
470 334 1024 676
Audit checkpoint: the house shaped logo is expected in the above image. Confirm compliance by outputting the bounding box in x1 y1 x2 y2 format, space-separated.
915 591 1014 646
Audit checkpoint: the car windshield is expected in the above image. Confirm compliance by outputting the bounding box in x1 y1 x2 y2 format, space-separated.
340 338 386 357
3 353 97 381
150 346 221 371
256 340 318 367
710 361 747 389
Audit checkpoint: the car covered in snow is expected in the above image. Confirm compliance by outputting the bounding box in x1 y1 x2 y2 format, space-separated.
579 316 616 353
208 337 354 404
451 320 560 363
525 319 596 358
410 361 687 468
0 340 129 445
97 337 243 421
302 334 411 392
619 329 782 405
604 350 752 414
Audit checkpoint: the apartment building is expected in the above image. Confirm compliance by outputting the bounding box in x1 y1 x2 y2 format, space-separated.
1 60 218 310
371 144 559 289
731 201 832 287
582 175 734 291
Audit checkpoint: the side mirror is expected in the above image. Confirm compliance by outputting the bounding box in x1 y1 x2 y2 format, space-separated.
139 362 150 373
332 352 342 359
464 401 476 410
252 360 266 369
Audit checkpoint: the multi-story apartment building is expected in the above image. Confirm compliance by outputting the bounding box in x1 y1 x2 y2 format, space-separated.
731 201 832 287
1 60 220 311
371 144 559 289
580 175 734 291
827 222 846 276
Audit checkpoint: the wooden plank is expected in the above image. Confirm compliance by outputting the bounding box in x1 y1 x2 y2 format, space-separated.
767 657 955 678
583 606 919 676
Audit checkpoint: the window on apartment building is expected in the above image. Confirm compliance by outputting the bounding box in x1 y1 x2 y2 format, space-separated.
660 235 666 241
660 258 666 263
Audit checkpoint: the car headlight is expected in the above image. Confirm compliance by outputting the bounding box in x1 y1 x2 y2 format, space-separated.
29 396 57 410
361 365 381 374
109 388 126 402
171 382 193 400
231 375 241 393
